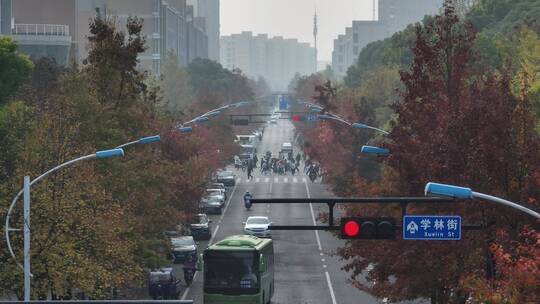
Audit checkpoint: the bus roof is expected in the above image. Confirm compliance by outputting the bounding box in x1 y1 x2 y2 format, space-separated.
209 235 272 251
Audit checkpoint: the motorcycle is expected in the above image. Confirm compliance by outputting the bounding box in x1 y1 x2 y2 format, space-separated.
183 267 195 286
309 170 317 182
244 195 252 210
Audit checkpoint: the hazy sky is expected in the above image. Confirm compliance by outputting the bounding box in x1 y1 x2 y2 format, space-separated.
220 0 376 62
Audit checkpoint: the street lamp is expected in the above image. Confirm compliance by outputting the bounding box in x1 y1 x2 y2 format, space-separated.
4 148 125 301
425 182 540 219
352 122 389 135
360 145 390 156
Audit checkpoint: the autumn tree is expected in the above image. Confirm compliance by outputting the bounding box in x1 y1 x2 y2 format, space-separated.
336 3 539 303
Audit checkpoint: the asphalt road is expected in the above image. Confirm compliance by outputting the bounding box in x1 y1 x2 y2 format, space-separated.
179 118 381 304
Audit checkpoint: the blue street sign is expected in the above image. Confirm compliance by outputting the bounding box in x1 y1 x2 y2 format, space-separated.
279 96 288 110
403 215 461 240
307 114 318 121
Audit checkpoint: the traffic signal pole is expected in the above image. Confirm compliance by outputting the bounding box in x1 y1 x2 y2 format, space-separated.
250 197 483 232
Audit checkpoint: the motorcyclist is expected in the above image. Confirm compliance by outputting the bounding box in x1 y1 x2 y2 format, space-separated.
183 254 197 286
244 191 253 210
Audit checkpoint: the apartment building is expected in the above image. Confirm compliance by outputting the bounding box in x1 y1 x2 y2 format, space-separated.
332 0 443 78
0 0 213 74
220 32 316 91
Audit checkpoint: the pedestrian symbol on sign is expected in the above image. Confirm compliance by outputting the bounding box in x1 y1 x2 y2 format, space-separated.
406 221 419 234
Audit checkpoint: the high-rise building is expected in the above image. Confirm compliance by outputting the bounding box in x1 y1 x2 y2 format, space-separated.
332 0 443 78
0 0 213 74
187 0 219 61
220 32 316 91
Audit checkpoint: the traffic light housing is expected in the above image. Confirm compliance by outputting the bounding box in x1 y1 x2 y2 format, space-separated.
340 217 396 239
292 115 306 122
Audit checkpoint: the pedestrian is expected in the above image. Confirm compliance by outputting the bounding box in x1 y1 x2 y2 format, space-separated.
234 155 241 170
253 154 258 168
296 153 301 164
247 160 254 179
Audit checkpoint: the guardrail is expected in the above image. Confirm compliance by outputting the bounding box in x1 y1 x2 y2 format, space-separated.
13 24 69 36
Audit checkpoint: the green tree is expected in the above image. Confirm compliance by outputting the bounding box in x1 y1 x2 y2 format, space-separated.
159 52 194 116
0 37 34 105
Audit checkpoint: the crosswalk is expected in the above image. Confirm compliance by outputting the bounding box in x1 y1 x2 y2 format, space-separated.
236 176 307 184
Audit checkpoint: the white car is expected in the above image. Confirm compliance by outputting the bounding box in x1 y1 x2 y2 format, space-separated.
270 118 277 124
207 188 227 200
206 190 225 204
243 216 272 238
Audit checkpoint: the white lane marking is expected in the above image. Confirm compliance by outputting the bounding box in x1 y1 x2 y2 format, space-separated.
274 177 279 183
323 265 327 268
265 177 269 183
184 184 237 300
255 177 260 183
305 181 322 251
284 177 288 183
302 177 307 183
209 225 220 244
237 178 241 183
222 182 238 218
181 272 197 300
293 177 298 183
325 272 337 304
305 181 338 304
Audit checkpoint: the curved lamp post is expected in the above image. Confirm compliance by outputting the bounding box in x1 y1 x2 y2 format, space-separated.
425 182 540 219
4 148 125 301
4 100 252 300
311 111 391 156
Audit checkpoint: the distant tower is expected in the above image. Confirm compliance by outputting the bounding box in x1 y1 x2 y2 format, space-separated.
313 4 318 70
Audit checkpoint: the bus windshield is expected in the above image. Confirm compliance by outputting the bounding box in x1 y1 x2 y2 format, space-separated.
240 146 255 155
204 250 259 295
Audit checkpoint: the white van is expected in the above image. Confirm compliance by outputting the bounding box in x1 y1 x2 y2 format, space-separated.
281 142 293 154
236 135 257 145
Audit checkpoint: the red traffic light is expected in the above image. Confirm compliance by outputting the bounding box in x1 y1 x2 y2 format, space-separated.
343 220 360 238
293 115 299 122
340 217 396 239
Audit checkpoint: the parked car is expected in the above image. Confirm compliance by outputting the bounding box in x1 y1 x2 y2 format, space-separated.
206 188 226 200
190 213 212 240
209 182 226 191
216 170 236 186
201 196 224 214
243 216 272 238
170 236 198 263
148 267 182 299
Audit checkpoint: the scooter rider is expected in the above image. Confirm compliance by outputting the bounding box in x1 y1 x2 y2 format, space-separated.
183 254 197 286
244 191 253 210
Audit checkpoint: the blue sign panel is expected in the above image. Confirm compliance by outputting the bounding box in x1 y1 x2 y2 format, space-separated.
403 215 461 240
307 114 318 121
279 96 288 110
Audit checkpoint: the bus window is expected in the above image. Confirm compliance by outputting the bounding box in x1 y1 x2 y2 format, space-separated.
204 250 260 295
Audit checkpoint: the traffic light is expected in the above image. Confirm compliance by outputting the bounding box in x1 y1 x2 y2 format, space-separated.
292 115 305 122
340 217 396 239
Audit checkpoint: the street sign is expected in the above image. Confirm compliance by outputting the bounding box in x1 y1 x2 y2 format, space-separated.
279 96 288 110
403 215 461 240
307 114 318 121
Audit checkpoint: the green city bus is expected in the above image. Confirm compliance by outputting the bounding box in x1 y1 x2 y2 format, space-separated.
200 235 274 304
